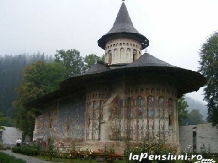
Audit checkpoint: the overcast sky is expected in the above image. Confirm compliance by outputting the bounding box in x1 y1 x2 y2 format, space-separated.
1 0 218 103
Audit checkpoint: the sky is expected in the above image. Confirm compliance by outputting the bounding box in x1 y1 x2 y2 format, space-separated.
1 0 218 103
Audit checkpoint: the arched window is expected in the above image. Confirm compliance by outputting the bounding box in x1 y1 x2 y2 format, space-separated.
120 48 124 61
133 49 137 61
108 50 112 64
136 96 143 107
49 119 52 128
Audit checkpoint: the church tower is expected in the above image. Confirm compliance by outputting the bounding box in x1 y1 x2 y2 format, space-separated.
98 1 149 65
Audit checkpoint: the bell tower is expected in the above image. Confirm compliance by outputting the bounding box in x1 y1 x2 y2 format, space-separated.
98 1 149 65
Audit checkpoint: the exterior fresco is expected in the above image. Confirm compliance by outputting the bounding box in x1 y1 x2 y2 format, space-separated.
84 76 179 152
33 92 86 146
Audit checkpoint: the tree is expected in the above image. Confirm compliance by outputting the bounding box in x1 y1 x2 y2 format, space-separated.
0 112 5 130
55 49 85 77
84 54 103 70
178 96 188 125
13 60 66 137
187 109 205 125
199 31 218 126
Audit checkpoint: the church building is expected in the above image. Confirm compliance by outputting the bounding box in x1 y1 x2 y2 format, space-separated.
28 1 206 152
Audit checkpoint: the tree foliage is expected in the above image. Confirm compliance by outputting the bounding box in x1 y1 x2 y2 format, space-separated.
55 49 85 77
0 112 5 130
199 31 218 126
187 109 205 125
0 53 53 121
178 96 188 125
84 54 102 70
13 60 66 137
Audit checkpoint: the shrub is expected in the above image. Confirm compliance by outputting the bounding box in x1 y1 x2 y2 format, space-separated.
12 145 39 156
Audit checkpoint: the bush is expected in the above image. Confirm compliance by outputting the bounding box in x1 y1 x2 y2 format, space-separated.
12 145 39 156
0 151 26 163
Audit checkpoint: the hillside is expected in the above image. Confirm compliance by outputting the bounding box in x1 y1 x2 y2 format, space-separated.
185 96 208 121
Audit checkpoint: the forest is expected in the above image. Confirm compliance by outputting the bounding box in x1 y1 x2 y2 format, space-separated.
0 50 102 129
0 53 54 126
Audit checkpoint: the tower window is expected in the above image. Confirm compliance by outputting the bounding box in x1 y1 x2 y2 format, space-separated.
108 50 112 64
133 49 137 61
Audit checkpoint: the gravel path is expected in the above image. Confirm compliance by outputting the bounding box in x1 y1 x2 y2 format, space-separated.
1 150 61 163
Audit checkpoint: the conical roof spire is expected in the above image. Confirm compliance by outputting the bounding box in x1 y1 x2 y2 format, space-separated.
108 2 138 34
98 2 149 50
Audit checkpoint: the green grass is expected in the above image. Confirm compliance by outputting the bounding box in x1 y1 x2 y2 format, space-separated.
0 151 26 163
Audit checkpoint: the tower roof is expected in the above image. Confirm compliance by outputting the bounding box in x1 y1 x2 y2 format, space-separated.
98 2 149 50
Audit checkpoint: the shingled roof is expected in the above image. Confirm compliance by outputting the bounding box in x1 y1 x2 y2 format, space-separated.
128 53 174 67
84 61 109 75
98 2 149 50
26 52 206 108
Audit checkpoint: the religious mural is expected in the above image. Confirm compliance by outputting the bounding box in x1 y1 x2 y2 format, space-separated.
33 94 85 145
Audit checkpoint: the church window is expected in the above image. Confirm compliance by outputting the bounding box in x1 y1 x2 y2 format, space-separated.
168 98 173 126
136 96 143 107
100 101 103 120
133 49 137 61
108 50 112 64
151 88 155 93
120 48 124 58
120 43 122 46
127 43 129 46
49 119 52 128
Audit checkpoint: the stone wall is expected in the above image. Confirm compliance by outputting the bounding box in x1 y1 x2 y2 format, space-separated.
0 127 22 146
179 123 218 153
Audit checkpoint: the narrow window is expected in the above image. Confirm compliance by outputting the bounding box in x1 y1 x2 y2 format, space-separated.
108 50 112 64
49 119 52 128
133 49 137 61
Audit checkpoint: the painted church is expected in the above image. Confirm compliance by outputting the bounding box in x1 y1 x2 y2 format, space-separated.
28 2 206 152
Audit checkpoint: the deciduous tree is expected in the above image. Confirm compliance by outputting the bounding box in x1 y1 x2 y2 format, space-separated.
187 109 205 125
55 49 85 77
178 96 188 125
84 54 103 70
199 31 218 126
13 60 66 137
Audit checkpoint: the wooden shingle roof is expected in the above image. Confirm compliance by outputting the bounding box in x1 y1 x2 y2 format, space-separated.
98 2 149 50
